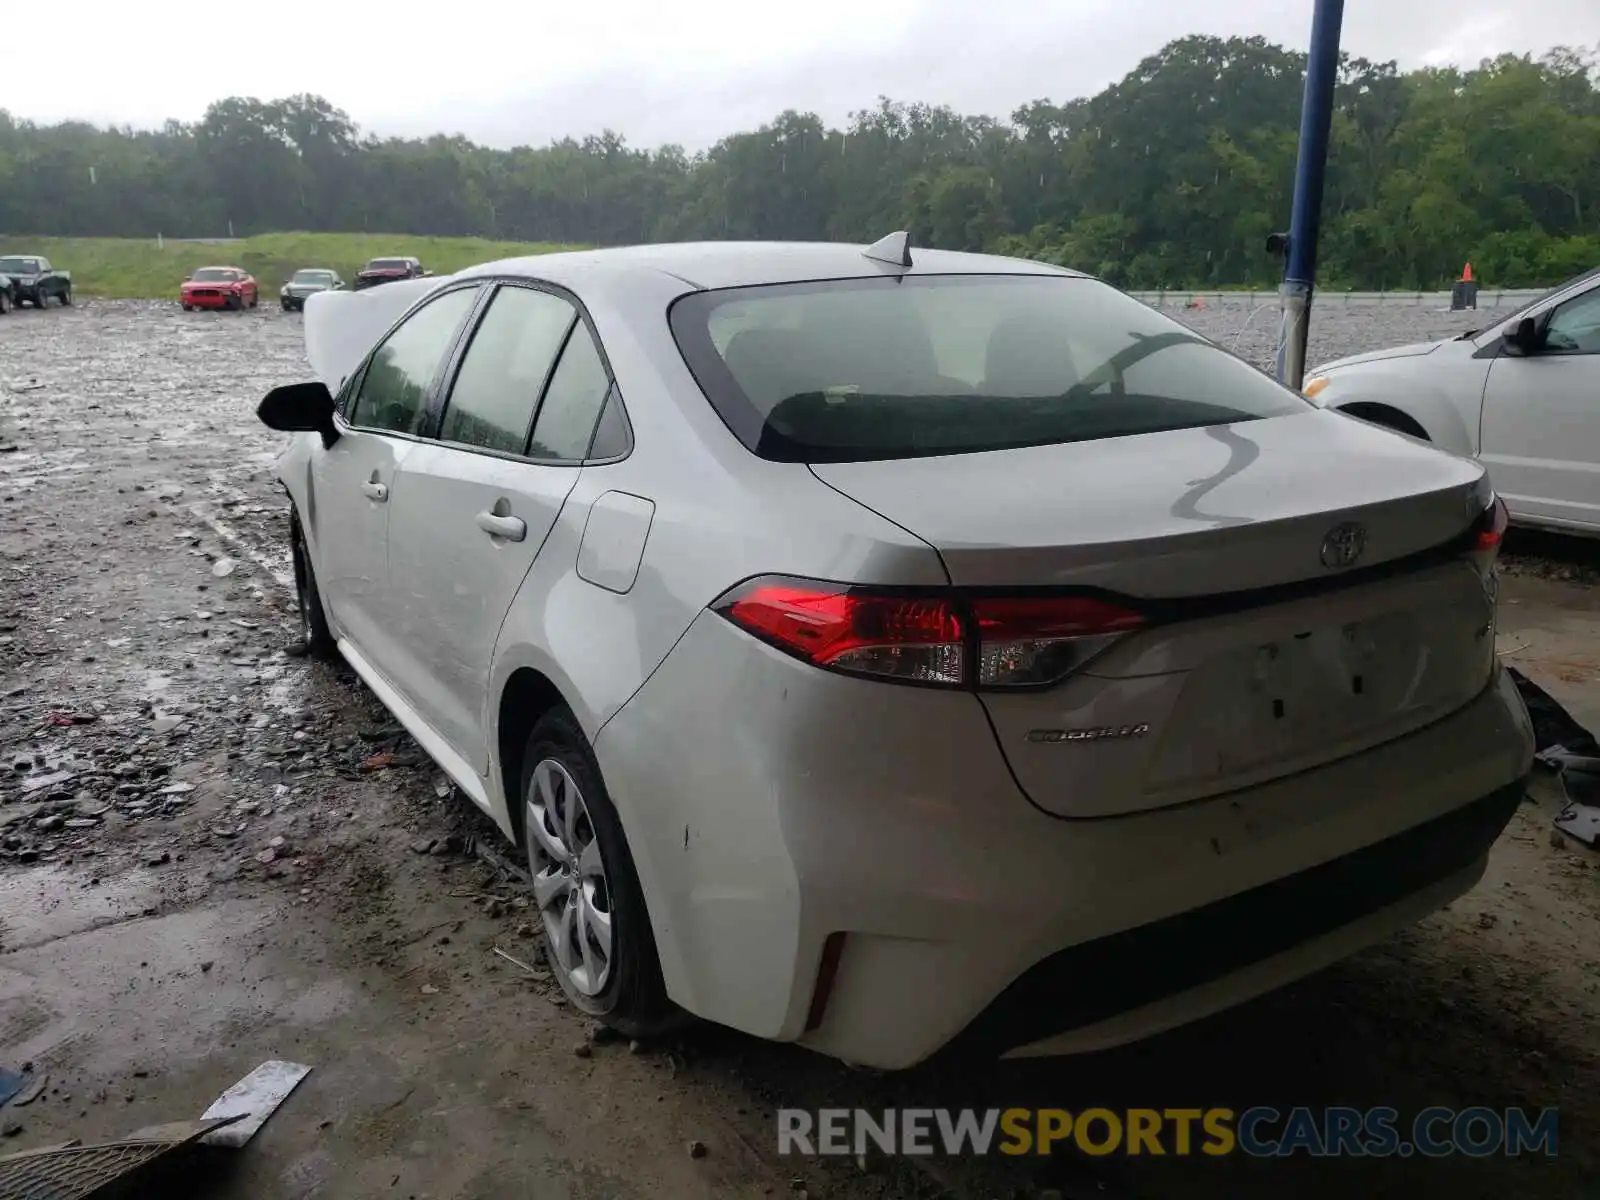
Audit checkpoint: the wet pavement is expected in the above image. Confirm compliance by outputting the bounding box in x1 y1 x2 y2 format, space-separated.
0 299 1597 1199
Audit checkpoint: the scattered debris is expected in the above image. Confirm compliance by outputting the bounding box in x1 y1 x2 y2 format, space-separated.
688 1139 708 1159
9 1075 48 1108
0 1117 243 1193
0 1070 26 1108
1554 803 1600 848
198 1061 312 1149
493 946 550 981
19 770 75 795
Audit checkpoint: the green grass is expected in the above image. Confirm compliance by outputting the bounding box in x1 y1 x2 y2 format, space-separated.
0 233 586 299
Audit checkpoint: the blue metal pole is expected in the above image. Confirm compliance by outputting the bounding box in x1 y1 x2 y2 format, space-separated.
1276 0 1346 387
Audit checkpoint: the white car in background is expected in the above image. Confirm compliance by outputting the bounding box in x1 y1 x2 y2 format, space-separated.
1304 266 1600 535
256 237 1533 1070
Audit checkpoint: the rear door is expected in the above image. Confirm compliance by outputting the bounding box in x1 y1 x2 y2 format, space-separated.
384 282 618 772
1478 280 1600 530
308 285 481 670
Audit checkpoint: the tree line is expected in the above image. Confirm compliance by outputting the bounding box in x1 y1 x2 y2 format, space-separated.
1 35 1597 289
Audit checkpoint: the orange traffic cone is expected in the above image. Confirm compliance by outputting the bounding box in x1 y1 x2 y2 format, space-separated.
1461 262 1474 282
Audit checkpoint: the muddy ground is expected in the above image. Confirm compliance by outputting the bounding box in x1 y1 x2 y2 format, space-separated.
0 298 1596 1199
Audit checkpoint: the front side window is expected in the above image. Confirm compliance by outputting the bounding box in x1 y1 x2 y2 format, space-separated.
672 274 1308 463
438 286 577 454
1543 287 1600 356
529 323 611 461
349 287 478 435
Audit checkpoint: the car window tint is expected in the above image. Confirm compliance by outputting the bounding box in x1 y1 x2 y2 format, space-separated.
1544 288 1600 356
529 323 610 461
586 388 633 459
438 287 577 454
350 288 478 434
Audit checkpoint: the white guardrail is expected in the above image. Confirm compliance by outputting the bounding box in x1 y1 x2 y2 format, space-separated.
1128 289 1545 308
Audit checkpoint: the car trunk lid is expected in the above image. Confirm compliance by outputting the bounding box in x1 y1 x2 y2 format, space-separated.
811 410 1499 817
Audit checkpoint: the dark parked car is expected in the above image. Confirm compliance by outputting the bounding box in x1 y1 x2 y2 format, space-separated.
279 268 345 312
0 256 72 307
353 256 427 290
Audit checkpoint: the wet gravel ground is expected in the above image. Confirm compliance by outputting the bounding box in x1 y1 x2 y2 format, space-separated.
0 299 1597 1199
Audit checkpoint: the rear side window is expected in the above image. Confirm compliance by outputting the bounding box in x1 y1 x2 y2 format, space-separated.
670 275 1306 463
528 323 611 461
438 286 576 454
350 288 478 435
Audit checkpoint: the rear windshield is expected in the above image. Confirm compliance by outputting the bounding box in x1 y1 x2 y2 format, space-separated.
670 274 1307 463
368 259 410 271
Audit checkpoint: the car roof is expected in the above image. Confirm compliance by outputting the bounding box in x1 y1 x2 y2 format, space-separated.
454 241 1084 292
196 265 243 272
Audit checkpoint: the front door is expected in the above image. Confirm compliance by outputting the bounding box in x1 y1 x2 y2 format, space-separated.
307 284 481 670
1479 282 1600 530
385 282 617 772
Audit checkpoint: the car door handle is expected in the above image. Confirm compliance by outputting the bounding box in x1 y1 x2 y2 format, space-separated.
475 511 527 542
360 481 388 502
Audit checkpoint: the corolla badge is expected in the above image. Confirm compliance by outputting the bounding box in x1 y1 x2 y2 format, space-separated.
1320 521 1367 569
1026 724 1150 743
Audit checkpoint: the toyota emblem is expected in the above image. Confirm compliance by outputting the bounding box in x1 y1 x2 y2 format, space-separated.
1320 522 1367 569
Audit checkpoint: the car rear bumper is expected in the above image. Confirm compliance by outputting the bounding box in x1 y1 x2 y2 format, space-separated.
597 612 1534 1069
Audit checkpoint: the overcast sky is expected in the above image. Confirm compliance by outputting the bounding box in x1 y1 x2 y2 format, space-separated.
6 1 1598 150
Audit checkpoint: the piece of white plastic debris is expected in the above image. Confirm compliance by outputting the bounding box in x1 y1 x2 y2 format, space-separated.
198 1060 312 1149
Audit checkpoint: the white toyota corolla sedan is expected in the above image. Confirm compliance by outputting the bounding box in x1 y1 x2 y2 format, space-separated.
258 236 1534 1070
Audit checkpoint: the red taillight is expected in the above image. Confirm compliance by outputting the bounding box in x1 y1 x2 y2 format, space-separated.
1475 496 1508 554
717 580 965 685
971 595 1145 686
713 577 1144 689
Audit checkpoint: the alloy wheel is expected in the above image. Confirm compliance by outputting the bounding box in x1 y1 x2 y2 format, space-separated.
525 758 613 997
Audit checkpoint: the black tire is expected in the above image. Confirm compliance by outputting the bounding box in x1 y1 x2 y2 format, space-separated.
289 509 336 659
60 288 71 306
519 707 674 1036
280 300 291 312
30 293 45 309
227 294 241 311
0 290 9 315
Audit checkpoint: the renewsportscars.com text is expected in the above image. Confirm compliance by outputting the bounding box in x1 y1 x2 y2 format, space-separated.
777 1106 1559 1159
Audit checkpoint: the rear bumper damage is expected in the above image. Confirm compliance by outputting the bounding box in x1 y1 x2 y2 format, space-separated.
600 614 1534 1069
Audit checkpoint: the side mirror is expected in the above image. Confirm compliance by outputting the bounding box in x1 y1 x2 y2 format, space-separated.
258 380 340 449
1503 316 1542 356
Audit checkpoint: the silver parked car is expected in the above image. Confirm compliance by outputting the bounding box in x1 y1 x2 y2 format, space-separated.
257 236 1532 1069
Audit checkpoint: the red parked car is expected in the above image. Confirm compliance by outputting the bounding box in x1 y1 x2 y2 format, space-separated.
180 266 259 311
